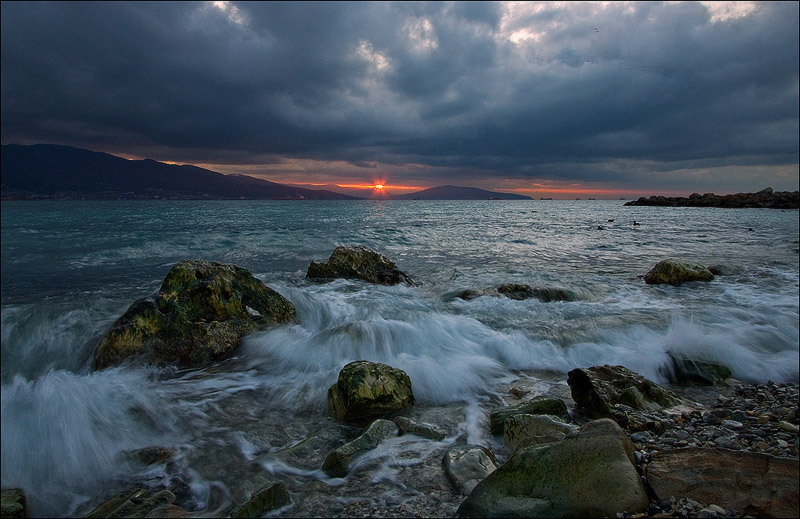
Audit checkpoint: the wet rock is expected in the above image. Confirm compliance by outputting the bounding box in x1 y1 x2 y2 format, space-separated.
502 414 578 452
442 445 498 496
644 259 714 285
393 416 446 441
94 260 296 370
623 188 800 209
322 419 399 478
1 488 26 519
489 396 570 434
666 352 732 386
306 245 415 286
646 448 799 518
458 419 648 518
327 360 415 421
123 446 175 466
84 488 178 518
496 284 574 302
568 365 683 419
230 481 291 518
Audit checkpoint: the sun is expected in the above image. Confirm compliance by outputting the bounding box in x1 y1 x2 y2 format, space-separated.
374 184 384 190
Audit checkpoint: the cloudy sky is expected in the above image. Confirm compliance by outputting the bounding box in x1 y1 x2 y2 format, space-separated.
2 1 798 198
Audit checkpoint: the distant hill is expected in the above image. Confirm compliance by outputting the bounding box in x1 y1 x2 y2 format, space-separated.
0 144 359 200
389 185 532 200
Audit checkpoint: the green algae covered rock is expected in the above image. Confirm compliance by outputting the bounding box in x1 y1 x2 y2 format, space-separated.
322 419 399 477
94 260 296 370
489 396 570 435
503 414 579 452
1 488 26 519
307 245 415 285
457 419 649 518
644 259 714 285
327 360 415 421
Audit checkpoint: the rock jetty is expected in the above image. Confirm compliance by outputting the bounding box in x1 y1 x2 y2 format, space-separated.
624 187 799 209
94 259 296 370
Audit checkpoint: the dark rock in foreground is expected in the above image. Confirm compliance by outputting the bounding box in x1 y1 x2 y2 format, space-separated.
322 419 399 477
568 365 683 419
231 481 291 518
458 419 649 518
327 360 415 421
307 245 415 285
84 488 179 518
644 259 714 285
624 187 799 209
647 448 799 518
0 488 26 519
443 445 498 496
94 259 296 370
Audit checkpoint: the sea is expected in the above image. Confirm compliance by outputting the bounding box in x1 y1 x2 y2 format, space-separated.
2 199 798 517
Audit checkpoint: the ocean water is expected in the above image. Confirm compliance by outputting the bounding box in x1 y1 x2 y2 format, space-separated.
2 199 798 517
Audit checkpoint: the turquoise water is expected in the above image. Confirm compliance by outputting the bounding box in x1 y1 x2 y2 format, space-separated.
2 200 798 517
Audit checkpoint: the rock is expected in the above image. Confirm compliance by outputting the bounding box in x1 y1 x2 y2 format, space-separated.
646 448 799 518
779 420 799 433
502 414 578 452
84 488 177 518
1 488 26 519
666 352 732 385
122 446 175 466
623 189 799 209
457 419 649 518
489 396 570 434
306 245 415 285
567 365 683 419
327 360 414 421
442 445 498 496
230 481 291 518
644 259 714 285
322 419 399 478
393 416 446 441
94 260 296 370
496 284 575 302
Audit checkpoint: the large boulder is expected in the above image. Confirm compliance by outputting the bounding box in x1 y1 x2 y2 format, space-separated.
442 445 498 496
644 259 714 285
94 260 296 370
327 360 415 421
457 419 649 518
647 448 799 519
322 419 399 478
307 245 415 285
489 397 570 434
567 365 682 419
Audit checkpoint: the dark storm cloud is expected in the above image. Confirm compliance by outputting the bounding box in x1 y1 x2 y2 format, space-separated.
1 1 797 190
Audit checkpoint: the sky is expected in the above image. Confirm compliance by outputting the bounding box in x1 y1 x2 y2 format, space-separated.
1 1 798 199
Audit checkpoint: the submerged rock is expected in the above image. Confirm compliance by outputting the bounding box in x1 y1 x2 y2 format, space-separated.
496 284 574 302
647 448 799 518
458 419 649 518
322 419 399 478
307 245 415 285
1 488 26 519
230 481 291 518
94 260 296 370
567 365 683 419
644 259 714 285
489 396 570 434
327 360 415 421
442 445 498 496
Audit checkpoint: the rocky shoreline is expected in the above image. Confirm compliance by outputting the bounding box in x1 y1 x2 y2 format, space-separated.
623 187 799 209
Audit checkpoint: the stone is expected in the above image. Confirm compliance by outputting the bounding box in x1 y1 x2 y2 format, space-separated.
489 396 570 434
322 419 399 477
567 365 682 419
647 448 799 519
94 260 296 370
1 488 26 519
667 352 733 385
84 488 177 518
778 420 799 433
230 481 291 518
644 259 714 285
623 189 799 209
393 416 446 441
306 245 415 285
502 414 578 452
457 419 649 518
327 360 415 421
442 445 498 496
496 284 575 302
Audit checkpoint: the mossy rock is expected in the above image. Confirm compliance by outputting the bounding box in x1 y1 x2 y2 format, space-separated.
94 260 296 370
1 488 26 519
489 396 570 435
497 284 575 302
644 259 714 285
307 245 415 285
327 360 415 421
322 419 399 477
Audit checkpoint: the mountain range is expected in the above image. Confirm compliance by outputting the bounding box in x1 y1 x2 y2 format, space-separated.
1 144 531 200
